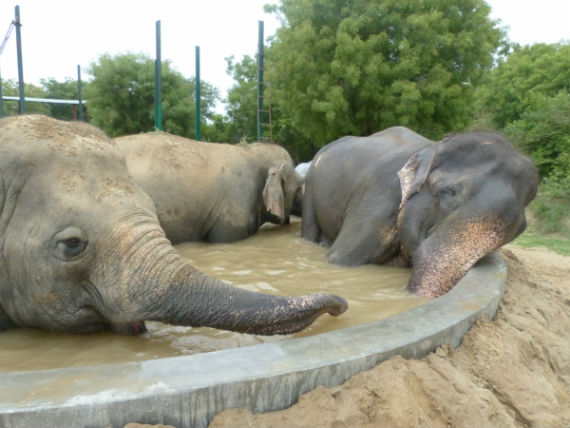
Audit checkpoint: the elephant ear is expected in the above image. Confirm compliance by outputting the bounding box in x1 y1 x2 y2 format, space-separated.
263 165 285 224
397 145 437 209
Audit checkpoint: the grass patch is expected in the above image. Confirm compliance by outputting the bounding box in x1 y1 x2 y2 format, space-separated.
528 196 569 235
513 231 570 256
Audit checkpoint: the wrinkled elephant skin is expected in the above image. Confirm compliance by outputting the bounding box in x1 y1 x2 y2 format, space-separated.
115 133 304 244
302 126 538 298
0 115 347 335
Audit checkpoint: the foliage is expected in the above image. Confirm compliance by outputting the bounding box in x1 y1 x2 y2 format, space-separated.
85 53 220 139
222 54 316 161
40 77 82 120
223 55 258 142
264 0 505 150
504 91 570 184
0 79 50 116
527 195 570 236
477 43 570 129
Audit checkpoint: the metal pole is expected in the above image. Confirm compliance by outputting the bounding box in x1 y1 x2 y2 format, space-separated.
195 45 201 141
154 20 163 131
77 65 83 121
256 20 264 142
15 5 25 114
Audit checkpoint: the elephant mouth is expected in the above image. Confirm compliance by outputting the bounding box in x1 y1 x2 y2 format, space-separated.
110 321 148 335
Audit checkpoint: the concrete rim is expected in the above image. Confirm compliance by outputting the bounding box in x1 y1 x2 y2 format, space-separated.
0 252 506 428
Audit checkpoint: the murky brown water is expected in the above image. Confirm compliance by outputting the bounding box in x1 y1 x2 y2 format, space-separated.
0 221 426 372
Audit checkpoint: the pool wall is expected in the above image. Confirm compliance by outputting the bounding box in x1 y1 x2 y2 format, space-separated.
0 252 506 428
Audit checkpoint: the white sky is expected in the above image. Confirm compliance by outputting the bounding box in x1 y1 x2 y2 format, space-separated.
0 0 568 111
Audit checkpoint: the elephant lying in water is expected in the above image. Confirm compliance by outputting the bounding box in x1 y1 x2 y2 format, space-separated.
115 132 304 244
302 126 538 298
0 115 347 335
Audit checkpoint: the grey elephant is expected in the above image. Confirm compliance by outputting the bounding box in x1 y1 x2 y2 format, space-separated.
115 132 304 244
302 126 538 298
0 115 347 335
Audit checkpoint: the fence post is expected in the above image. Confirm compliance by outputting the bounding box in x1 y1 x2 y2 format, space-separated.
77 65 83 121
256 20 264 142
15 5 25 114
154 20 163 131
195 46 201 141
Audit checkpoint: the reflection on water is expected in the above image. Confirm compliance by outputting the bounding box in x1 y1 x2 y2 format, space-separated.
0 220 425 372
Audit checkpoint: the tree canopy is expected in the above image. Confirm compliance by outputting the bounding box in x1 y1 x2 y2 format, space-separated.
264 0 505 148
223 55 258 142
477 43 570 129
40 78 80 120
478 43 570 194
85 52 220 138
0 79 50 116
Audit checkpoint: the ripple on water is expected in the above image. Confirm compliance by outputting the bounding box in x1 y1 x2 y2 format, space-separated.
0 220 425 372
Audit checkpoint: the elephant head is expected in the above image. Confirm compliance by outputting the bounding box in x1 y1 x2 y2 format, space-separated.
397 131 538 298
0 115 347 334
263 163 304 224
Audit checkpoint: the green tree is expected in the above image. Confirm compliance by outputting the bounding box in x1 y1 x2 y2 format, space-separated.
0 79 49 116
477 43 570 130
264 0 505 148
86 53 220 138
40 77 81 120
223 54 316 161
504 91 569 188
223 55 258 142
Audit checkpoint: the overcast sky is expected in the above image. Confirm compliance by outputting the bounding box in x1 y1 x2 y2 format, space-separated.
0 0 568 110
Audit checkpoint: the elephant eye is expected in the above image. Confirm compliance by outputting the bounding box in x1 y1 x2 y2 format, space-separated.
440 187 456 197
51 227 89 261
437 186 459 210
57 238 87 258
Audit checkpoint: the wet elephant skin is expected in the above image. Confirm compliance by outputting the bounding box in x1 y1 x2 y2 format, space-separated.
302 126 538 298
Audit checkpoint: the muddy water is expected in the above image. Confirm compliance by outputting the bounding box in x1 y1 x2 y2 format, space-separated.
0 221 426 372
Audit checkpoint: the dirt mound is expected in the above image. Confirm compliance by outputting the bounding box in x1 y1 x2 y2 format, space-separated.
209 245 570 428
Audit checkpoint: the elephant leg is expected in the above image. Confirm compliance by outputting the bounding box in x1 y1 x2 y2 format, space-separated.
326 217 398 267
301 186 322 243
206 225 249 243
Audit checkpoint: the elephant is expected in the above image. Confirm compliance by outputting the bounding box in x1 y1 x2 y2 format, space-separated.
302 126 538 298
115 132 304 244
0 115 347 335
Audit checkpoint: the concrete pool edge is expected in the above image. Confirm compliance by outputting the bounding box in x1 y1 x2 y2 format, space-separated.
0 252 507 428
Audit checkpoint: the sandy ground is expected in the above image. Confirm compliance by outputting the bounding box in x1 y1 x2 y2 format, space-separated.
207 245 570 428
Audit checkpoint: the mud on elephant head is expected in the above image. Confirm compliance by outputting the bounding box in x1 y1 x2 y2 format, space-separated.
302 126 538 298
0 115 347 334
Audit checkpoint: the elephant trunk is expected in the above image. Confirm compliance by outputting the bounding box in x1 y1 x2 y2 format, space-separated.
149 263 347 335
103 220 347 335
406 215 505 298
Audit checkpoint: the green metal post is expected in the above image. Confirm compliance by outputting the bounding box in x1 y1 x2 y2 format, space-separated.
256 20 264 142
154 20 163 131
15 5 25 114
195 45 201 141
77 65 83 121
